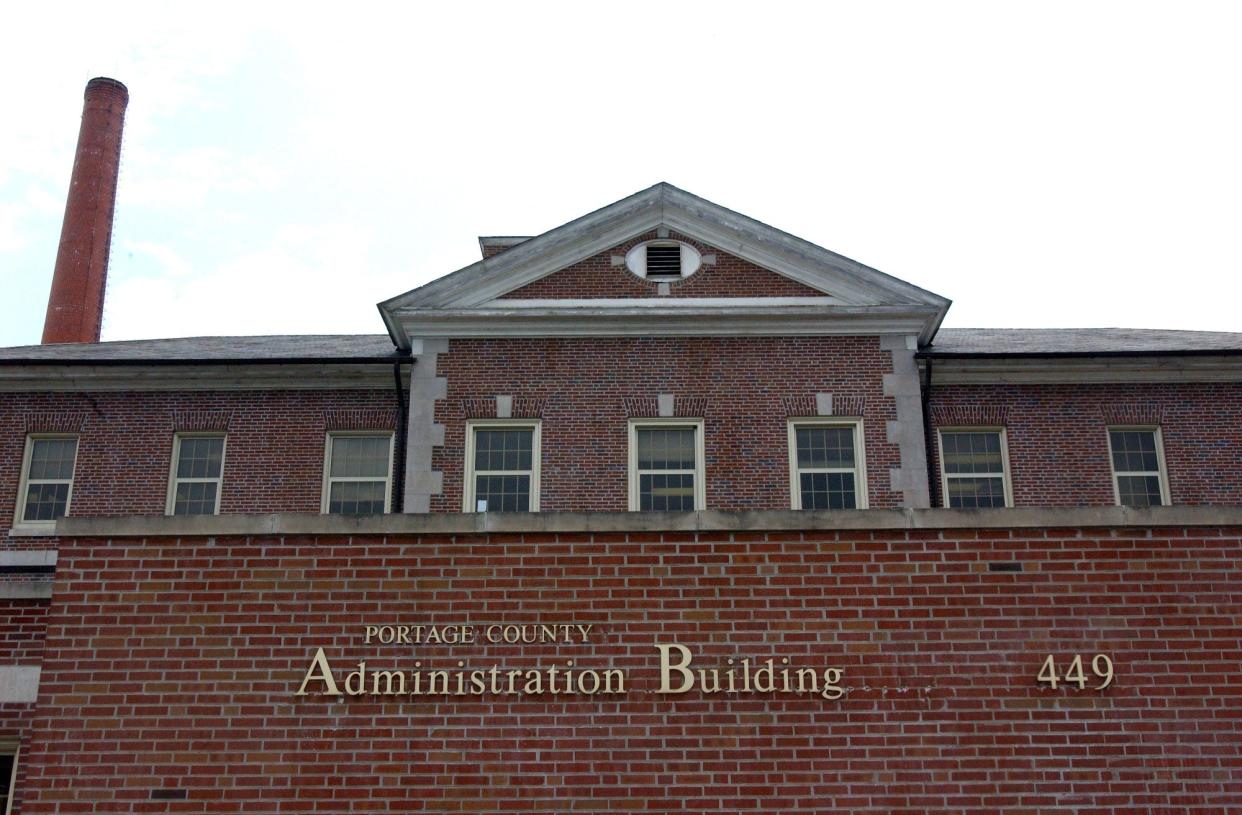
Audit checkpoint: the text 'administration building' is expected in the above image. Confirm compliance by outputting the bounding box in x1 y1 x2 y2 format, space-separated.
1 80 1241 813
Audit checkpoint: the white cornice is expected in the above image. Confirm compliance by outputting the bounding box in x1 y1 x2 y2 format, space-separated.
0 363 406 392
395 305 936 339
926 355 1242 384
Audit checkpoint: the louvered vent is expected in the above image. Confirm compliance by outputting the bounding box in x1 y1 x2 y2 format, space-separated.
645 244 682 278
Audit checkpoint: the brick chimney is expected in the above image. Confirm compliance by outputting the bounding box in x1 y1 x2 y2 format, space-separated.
42 77 129 344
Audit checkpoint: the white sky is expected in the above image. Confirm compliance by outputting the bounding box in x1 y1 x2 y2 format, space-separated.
2 1 1240 347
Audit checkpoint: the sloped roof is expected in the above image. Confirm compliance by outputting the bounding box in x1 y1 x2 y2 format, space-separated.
379 183 952 349
926 328 1242 356
0 335 402 364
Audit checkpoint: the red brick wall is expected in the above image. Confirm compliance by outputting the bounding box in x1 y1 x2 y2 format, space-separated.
929 382 1242 506
1 390 396 535
433 336 901 512
0 598 48 815
499 231 826 299
17 527 1242 813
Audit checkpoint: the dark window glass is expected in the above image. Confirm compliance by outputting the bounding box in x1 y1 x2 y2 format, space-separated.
796 427 855 469
799 472 857 510
1 751 15 813
640 473 696 511
1116 475 1163 507
176 436 224 479
174 481 219 516
946 476 1006 509
474 429 533 472
475 474 531 512
1109 430 1160 474
328 480 388 515
23 483 71 522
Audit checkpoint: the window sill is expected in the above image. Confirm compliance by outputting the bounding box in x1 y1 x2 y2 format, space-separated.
7 525 59 538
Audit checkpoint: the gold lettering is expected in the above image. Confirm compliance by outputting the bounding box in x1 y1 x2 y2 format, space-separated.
364 626 378 644
656 643 694 694
371 669 406 695
485 625 502 643
295 647 342 696
344 662 367 696
576 624 592 643
821 668 844 700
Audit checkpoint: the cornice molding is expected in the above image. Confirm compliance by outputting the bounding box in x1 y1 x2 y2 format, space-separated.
0 363 406 392
926 355 1242 385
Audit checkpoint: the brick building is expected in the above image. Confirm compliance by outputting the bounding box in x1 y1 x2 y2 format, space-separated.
0 80 1239 813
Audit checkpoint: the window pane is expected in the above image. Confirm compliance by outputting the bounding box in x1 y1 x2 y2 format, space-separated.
1117 475 1163 507
173 481 218 516
639 473 695 511
474 429 533 472
796 427 855 469
28 438 78 480
637 427 695 470
330 436 390 478
0 752 13 814
23 482 71 521
328 480 387 515
947 476 1006 509
475 474 531 512
799 472 857 510
1109 430 1158 473
176 436 224 479
942 432 1003 474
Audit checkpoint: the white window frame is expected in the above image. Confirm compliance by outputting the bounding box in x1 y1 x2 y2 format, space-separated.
165 433 227 516
320 431 395 514
787 418 869 510
628 418 706 512
937 427 1013 509
1107 425 1171 507
14 434 79 529
463 419 542 513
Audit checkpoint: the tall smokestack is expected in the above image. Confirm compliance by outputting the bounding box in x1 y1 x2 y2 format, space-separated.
42 77 129 344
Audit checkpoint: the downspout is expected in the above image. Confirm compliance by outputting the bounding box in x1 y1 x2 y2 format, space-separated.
920 357 938 508
392 359 411 513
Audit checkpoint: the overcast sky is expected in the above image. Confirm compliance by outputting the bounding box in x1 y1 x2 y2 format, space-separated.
2 2 1240 347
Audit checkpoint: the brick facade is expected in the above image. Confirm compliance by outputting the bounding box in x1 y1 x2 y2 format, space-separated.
0 390 397 537
14 527 1242 813
929 382 1242 507
432 335 902 512
0 599 48 815
499 233 827 299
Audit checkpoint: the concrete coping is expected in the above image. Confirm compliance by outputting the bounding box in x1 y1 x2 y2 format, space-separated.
51 505 1242 537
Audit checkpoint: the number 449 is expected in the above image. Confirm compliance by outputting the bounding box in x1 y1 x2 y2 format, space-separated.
1037 654 1114 690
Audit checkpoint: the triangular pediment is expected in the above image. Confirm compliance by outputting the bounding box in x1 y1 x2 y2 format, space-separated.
379 183 950 349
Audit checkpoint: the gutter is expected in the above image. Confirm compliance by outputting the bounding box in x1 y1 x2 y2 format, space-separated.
917 348 1242 360
0 356 415 367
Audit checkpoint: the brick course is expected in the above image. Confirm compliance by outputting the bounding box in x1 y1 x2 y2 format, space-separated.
14 528 1242 813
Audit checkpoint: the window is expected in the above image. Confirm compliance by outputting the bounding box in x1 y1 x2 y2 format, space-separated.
1108 427 1170 507
166 434 226 516
628 419 705 511
1 744 15 815
463 421 540 512
787 419 868 510
939 428 1012 508
624 240 702 281
322 433 394 515
16 435 78 526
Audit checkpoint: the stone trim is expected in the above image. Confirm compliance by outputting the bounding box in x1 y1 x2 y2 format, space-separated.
881 334 931 509
0 665 40 703
53 505 1242 537
402 339 448 514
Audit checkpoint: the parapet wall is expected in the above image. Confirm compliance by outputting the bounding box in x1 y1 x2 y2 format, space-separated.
15 513 1242 813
